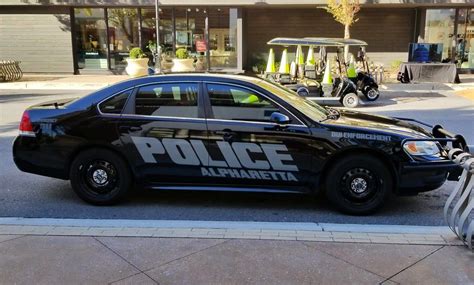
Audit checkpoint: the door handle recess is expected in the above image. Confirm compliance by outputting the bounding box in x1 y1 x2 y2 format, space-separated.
120 126 142 132
223 132 235 142
216 130 237 142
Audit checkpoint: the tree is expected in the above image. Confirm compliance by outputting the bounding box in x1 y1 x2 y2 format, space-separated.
322 0 361 61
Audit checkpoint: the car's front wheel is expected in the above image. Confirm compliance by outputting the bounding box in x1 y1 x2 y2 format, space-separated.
69 148 131 205
325 155 393 215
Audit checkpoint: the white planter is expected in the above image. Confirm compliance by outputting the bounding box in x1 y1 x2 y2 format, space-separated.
171 58 195 72
125 58 149 78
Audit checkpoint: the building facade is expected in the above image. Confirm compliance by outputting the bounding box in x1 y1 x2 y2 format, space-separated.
0 0 473 74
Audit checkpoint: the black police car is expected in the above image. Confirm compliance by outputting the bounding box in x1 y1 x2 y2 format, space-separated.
13 74 466 214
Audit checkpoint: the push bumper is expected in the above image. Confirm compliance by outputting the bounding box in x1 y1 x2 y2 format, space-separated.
393 121 470 195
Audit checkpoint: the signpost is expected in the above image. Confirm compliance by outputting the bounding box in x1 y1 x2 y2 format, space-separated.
155 0 161 73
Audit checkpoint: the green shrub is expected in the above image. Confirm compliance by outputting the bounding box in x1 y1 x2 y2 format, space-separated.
249 53 269 73
129 47 146 59
390 60 403 70
146 41 157 53
176 48 189 59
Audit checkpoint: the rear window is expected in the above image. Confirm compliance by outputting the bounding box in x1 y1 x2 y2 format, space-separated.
134 83 199 118
98 90 132 114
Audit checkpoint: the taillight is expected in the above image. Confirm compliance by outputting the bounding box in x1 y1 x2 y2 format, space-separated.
19 111 35 137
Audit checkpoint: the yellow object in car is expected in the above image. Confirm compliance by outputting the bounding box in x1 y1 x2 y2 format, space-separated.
241 94 260 104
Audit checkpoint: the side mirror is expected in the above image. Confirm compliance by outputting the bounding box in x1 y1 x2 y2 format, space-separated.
270 112 290 125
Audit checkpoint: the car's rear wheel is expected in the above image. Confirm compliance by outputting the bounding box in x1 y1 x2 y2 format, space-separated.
325 155 392 215
70 148 131 205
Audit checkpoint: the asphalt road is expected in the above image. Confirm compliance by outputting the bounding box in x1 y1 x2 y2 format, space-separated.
0 88 472 225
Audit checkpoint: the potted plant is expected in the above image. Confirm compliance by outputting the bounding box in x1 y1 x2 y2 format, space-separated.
171 48 195 72
125 47 149 78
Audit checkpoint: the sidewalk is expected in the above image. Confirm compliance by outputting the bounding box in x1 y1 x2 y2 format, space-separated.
0 219 472 284
1 73 474 92
0 74 128 90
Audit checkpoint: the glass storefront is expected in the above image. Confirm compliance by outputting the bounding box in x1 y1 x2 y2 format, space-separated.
174 8 207 70
73 7 241 73
424 9 456 61
208 8 238 69
75 8 108 70
457 8 474 69
424 8 474 70
107 8 140 70
141 8 173 56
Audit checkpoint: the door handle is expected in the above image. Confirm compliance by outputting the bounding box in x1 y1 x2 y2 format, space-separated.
264 123 288 132
223 132 235 142
120 126 142 132
216 129 237 142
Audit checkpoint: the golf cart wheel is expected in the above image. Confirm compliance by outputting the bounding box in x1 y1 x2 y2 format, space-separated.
296 86 310 97
342 93 359 108
70 148 131 205
325 155 392 215
363 87 380 101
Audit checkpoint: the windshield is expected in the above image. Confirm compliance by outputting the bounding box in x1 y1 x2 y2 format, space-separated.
255 79 328 122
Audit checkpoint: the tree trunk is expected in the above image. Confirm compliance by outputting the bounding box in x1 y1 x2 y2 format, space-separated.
344 24 350 39
344 24 350 63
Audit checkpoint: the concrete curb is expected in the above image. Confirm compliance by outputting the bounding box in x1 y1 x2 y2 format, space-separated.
1 78 472 92
319 223 453 235
0 218 463 246
0 218 323 231
0 82 110 90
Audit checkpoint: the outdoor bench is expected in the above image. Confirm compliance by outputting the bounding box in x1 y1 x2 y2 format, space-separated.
0 60 23 82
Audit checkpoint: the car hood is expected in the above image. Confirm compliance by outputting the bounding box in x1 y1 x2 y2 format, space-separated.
323 110 433 138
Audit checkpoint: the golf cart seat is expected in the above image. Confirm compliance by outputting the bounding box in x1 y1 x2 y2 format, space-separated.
278 73 296 84
263 72 297 85
304 65 316 79
305 65 325 82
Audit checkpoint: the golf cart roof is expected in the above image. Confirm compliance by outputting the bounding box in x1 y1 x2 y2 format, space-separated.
267 37 367 47
267 37 344 47
305 37 368 46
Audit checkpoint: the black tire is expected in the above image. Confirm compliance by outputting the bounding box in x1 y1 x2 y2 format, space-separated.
325 155 393 215
342 93 359 108
297 86 310 97
363 86 380 101
69 148 131 205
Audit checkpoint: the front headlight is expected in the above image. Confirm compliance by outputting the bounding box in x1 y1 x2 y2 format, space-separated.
403 141 440 156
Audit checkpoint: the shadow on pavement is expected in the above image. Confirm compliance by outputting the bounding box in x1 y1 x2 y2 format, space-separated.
359 92 447 108
42 179 435 223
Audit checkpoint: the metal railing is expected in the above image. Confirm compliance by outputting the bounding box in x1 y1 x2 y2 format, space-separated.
444 148 474 250
0 60 23 82
354 62 384 84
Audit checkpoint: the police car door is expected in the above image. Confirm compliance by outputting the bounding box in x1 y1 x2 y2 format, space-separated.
118 81 209 184
203 82 313 191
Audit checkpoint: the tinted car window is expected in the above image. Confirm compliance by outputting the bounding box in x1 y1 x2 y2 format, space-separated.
207 84 282 122
256 79 328 122
135 83 199 118
99 90 131 114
